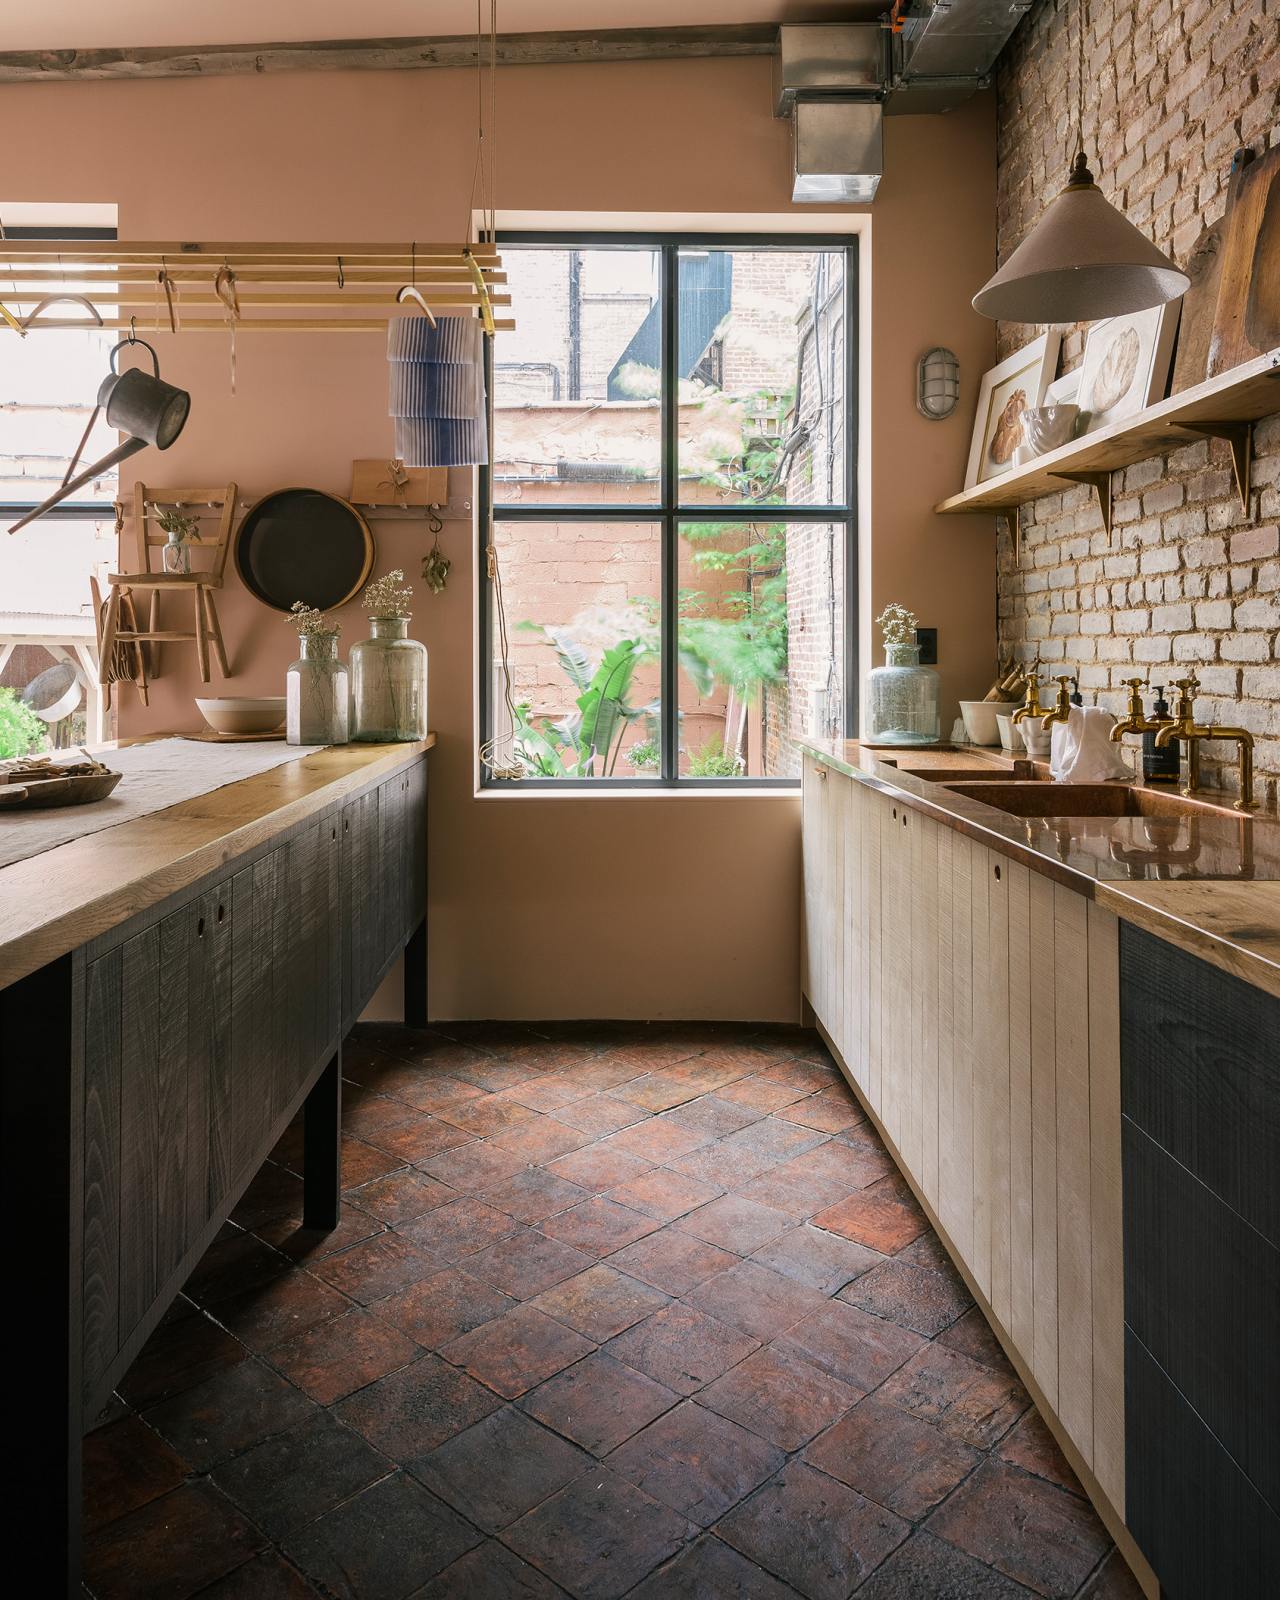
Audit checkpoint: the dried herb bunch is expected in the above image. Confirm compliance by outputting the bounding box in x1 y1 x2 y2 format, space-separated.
289 601 340 637
876 603 919 648
155 507 200 543
363 569 415 617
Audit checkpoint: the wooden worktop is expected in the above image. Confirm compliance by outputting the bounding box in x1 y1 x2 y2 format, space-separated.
0 736 434 991
798 737 1280 1002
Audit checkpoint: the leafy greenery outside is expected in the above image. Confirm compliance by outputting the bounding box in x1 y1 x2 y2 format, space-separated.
0 686 48 760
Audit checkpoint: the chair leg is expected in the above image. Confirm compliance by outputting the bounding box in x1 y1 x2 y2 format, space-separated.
147 590 160 678
98 590 121 686
203 588 230 678
122 592 149 697
193 587 211 683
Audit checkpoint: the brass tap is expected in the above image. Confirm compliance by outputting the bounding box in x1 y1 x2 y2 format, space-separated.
1110 677 1171 741
1040 675 1074 728
1152 675 1257 811
1011 676 1047 725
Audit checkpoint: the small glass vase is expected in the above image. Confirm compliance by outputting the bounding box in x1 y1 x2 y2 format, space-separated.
286 632 349 746
351 614 428 742
162 532 190 574
865 641 940 746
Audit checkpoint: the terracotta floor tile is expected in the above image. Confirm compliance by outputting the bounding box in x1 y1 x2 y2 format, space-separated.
118 1309 247 1408
210 1411 390 1539
607 1037 705 1072
527 1262 669 1342
668 1138 790 1189
229 1161 305 1229
454 1058 551 1094
398 1196 520 1261
804 1396 981 1520
185 1231 290 1307
556 1055 649 1094
418 1141 529 1194
996 1409 1085 1496
856 1530 1041 1600
282 1471 479 1599
610 1165 723 1221
733 1164 850 1219
610 1072 705 1113
539 1195 661 1257
607 1229 738 1296
340 1088 426 1143
701 1343 862 1452
750 1223 882 1293
877 1344 1029 1449
595 1117 711 1163
85 1482 267 1600
627 1536 803 1599
720 1118 829 1165
436 1095 541 1137
337 1134 406 1188
607 1400 783 1528
715 1075 810 1113
335 1351 502 1464
1079 1549 1148 1599
937 1305 1017 1373
718 1461 909 1600
411 1540 571 1599
896 1229 956 1273
362 1113 478 1164
674 1193 791 1256
255 1209 386 1265
548 1144 654 1192
776 1088 865 1134
83 1414 189 1533
465 1229 595 1299
926 1459 1110 1597
773 1300 925 1392
605 1302 759 1395
502 1466 693 1600
311 1232 440 1305
758 1060 842 1093
142 1356 315 1470
555 1091 649 1134
374 1267 518 1350
441 1304 596 1398
214 1268 351 1354
684 1260 828 1342
488 1115 597 1164
482 1167 591 1224
774 1139 893 1192
659 1096 765 1140
838 1256 974 1336
391 1073 487 1115
413 1405 591 1533
194 1551 323 1597
342 1168 457 1225
811 1175 929 1254
268 1306 420 1404
524 1350 677 1455
501 1074 594 1113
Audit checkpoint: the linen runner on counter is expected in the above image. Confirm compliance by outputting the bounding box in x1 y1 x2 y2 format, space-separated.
0 737 324 870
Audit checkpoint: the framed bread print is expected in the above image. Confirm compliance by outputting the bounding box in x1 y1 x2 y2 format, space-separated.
1077 303 1180 433
964 332 1061 488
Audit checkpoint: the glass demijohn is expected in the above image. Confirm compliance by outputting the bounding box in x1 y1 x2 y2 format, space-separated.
865 642 940 746
286 631 349 746
351 615 428 742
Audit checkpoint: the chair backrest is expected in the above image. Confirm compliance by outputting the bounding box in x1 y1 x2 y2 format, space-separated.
130 482 239 579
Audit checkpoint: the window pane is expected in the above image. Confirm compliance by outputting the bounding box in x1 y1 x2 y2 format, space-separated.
493 246 662 504
678 519 845 778
1 326 120 505
488 519 662 779
678 248 847 508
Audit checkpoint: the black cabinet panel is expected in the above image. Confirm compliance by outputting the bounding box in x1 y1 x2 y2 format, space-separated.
1126 1330 1280 1600
1119 924 1279 1247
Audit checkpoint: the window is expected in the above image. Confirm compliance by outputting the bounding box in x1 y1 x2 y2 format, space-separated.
482 235 856 786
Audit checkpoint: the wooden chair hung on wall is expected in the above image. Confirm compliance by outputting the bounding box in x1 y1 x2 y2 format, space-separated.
98 482 238 687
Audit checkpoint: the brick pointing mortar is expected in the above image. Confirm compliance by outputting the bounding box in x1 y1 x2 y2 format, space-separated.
993 0 1280 806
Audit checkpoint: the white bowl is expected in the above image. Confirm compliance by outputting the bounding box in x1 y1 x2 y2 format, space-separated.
196 696 286 735
1019 715 1053 757
959 700 1002 746
996 713 1024 752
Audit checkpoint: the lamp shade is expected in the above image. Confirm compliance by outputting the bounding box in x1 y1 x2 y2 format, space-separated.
973 156 1189 323
387 313 488 467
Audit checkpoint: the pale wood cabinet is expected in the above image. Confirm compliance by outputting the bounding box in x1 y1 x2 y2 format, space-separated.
801 754 1126 1522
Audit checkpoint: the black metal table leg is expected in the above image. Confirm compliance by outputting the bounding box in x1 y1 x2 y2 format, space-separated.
302 1047 342 1230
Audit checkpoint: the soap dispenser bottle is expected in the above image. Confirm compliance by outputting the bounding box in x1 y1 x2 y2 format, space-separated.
1143 685 1180 784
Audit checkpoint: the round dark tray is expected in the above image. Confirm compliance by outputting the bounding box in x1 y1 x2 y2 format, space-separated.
235 487 374 613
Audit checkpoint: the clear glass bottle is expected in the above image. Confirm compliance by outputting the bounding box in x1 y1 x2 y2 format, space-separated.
161 530 190 574
286 631 349 746
350 614 427 741
865 642 940 745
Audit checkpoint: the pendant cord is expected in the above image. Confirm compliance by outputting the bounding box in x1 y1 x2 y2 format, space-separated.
1073 0 1087 167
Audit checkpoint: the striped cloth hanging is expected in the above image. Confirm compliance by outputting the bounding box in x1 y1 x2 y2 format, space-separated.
387 315 488 467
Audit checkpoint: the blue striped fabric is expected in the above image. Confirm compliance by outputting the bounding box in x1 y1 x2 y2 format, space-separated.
388 360 484 420
386 313 488 464
387 314 486 365
394 415 489 468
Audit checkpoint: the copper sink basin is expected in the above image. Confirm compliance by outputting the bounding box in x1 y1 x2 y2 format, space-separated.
894 762 1042 783
942 782 1240 820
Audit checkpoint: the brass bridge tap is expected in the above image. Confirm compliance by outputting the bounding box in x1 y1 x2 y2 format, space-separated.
1110 677 1172 741
1040 675 1074 729
1010 676 1047 725
1152 675 1257 811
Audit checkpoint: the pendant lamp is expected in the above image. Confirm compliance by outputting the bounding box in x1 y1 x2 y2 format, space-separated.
973 0 1188 323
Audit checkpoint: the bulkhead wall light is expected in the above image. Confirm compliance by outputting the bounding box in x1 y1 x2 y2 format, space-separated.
916 347 960 419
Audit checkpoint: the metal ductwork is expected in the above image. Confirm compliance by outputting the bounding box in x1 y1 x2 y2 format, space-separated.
776 5 1032 200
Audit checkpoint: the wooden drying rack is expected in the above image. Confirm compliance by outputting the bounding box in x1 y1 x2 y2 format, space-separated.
0 239 513 333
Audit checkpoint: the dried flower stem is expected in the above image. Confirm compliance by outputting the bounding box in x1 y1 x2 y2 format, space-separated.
363 569 415 618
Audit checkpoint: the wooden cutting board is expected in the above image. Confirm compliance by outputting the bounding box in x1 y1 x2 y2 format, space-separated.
1208 144 1280 377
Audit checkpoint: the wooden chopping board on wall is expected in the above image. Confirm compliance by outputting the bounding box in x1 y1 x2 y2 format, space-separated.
1208 144 1280 377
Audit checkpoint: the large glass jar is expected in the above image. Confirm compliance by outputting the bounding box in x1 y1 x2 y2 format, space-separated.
865 642 940 745
286 631 349 745
351 614 427 741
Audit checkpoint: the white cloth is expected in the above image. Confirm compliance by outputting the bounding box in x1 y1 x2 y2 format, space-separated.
1049 705 1131 782
0 738 324 870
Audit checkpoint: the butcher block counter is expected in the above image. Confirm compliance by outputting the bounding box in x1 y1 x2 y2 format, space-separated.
0 736 432 1596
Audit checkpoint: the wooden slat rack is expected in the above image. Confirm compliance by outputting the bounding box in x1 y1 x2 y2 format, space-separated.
0 239 513 334
935 348 1280 536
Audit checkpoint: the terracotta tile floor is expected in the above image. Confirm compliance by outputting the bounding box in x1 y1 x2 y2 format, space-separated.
83 1022 1144 1600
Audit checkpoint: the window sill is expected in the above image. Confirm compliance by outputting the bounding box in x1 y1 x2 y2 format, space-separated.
473 784 800 801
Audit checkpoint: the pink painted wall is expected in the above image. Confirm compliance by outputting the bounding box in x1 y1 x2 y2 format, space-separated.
0 57 995 1020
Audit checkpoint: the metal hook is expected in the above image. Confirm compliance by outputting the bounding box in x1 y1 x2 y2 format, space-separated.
128 314 138 343
337 255 345 289
428 504 444 535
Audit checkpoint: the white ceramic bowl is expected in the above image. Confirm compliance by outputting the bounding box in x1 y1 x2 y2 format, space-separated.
1019 715 1053 757
196 696 286 736
996 712 1024 752
959 700 1002 746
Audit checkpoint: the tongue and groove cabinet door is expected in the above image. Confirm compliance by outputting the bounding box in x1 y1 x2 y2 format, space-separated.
801 755 828 1026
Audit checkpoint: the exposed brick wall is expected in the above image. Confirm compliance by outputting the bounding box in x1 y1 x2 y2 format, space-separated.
993 0 1280 805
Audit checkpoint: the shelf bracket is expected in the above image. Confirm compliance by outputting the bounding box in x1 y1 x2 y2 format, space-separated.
1175 420 1252 513
1052 469 1113 537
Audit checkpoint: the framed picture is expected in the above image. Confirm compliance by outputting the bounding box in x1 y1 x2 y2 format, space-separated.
1077 303 1180 433
964 332 1062 488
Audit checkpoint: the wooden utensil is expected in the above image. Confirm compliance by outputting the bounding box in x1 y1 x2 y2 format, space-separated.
1208 145 1280 377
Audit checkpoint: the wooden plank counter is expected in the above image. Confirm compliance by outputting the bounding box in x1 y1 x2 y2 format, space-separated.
0 737 433 1596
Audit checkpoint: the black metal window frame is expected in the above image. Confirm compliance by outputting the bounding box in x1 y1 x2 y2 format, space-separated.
479 230 858 790
0 225 120 529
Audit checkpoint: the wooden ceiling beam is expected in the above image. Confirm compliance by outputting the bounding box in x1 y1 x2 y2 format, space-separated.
0 24 779 84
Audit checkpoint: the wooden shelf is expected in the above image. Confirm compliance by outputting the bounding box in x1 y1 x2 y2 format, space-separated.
935 347 1280 531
